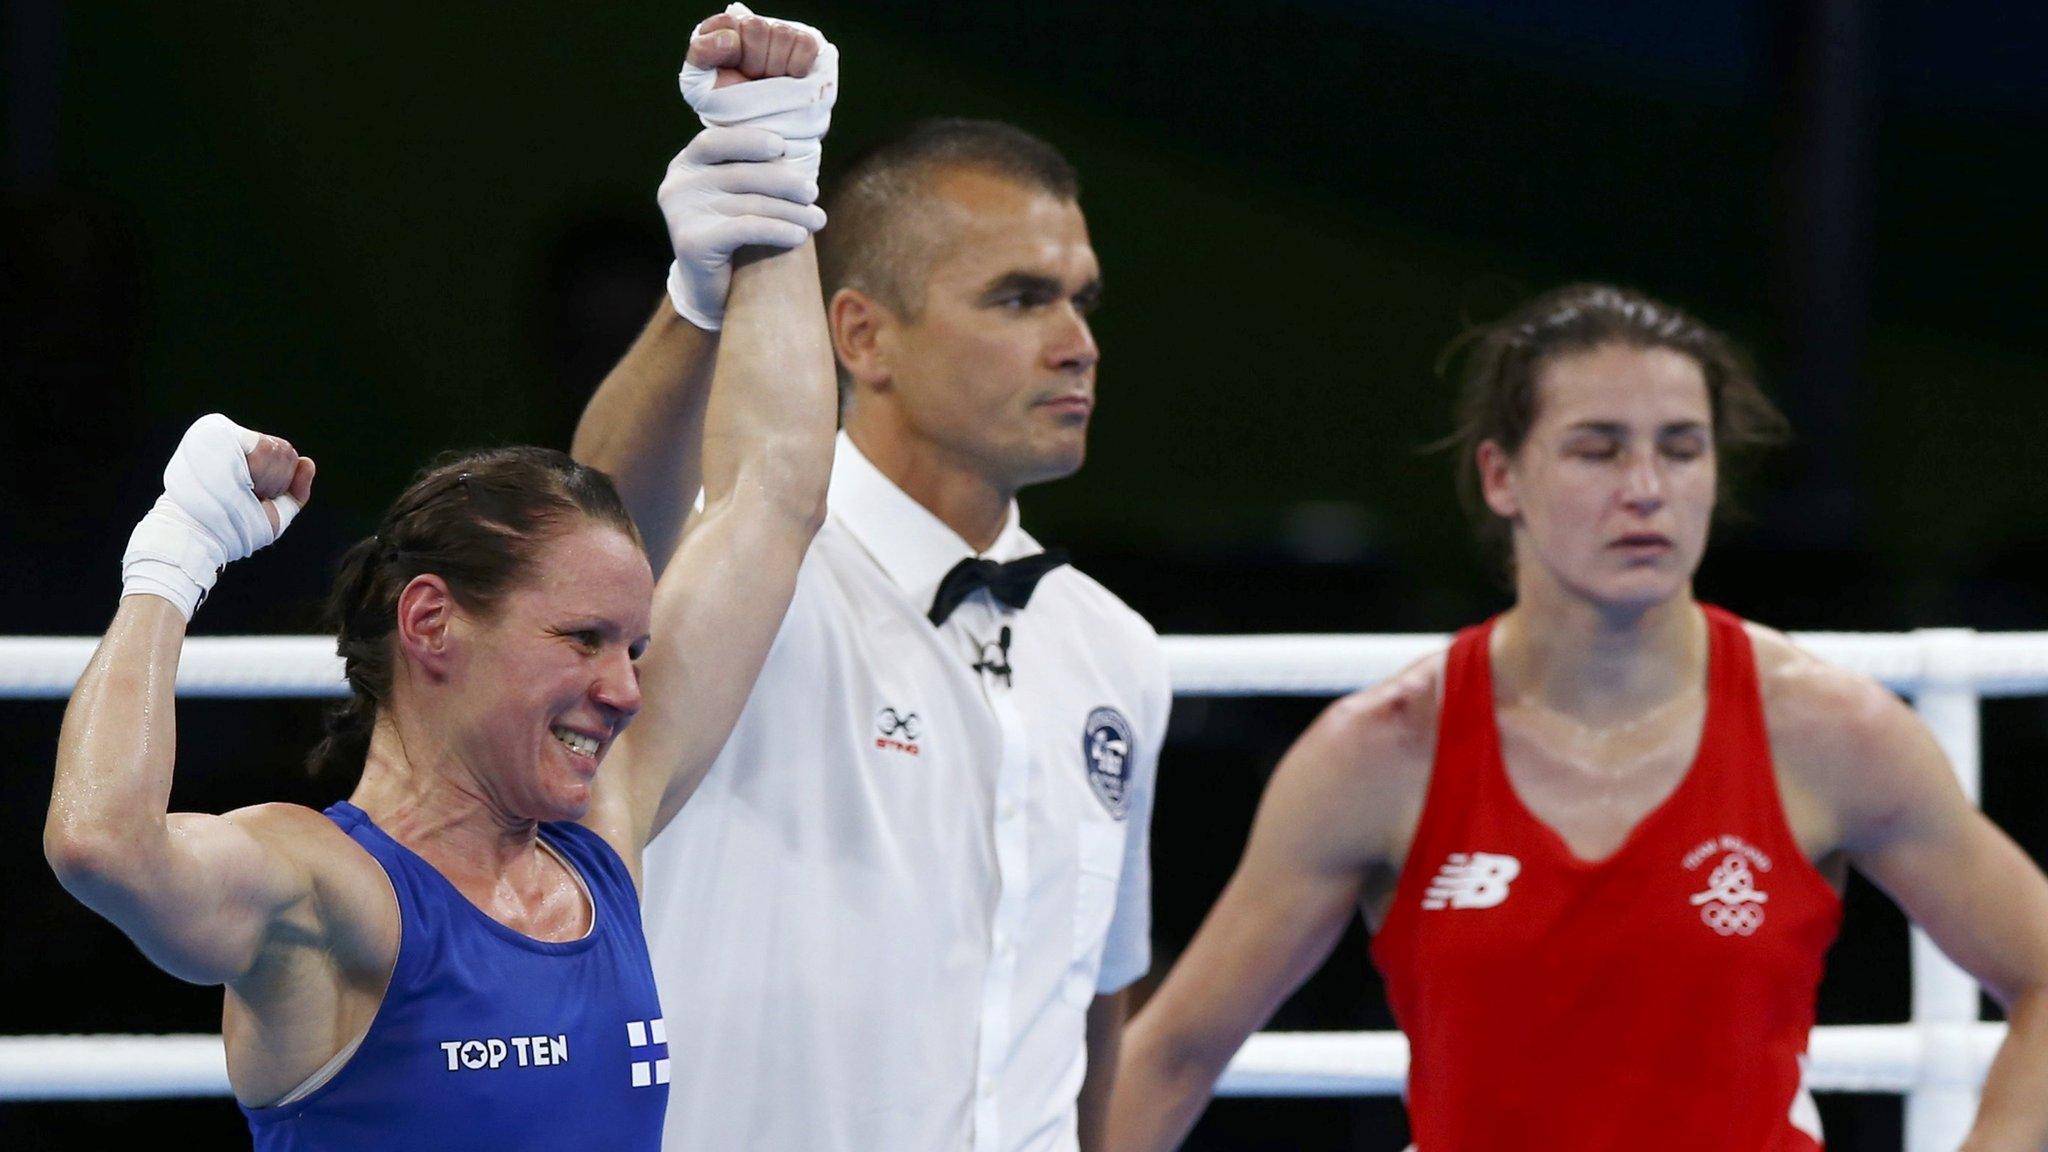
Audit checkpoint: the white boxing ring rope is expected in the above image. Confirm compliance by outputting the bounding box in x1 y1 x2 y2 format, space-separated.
7 628 2048 1152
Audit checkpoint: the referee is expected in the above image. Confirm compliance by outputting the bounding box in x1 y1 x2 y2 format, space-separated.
573 14 1169 1152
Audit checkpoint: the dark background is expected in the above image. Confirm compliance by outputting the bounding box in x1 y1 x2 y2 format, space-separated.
6 0 2047 1147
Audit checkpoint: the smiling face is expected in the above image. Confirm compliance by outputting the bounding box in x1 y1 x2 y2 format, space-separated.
442 519 653 822
1478 342 1718 614
850 167 1102 494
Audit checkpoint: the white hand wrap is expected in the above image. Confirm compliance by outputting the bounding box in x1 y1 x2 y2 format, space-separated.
121 414 300 620
664 3 838 329
677 4 837 177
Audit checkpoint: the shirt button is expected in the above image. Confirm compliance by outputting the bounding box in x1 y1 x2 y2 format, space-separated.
998 800 1019 822
979 1077 995 1100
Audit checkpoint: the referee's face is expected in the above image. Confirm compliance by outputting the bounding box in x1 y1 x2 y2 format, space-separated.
873 168 1102 495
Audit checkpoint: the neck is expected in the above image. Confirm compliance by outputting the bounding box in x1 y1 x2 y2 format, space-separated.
846 420 1013 552
349 709 540 877
1494 577 1705 724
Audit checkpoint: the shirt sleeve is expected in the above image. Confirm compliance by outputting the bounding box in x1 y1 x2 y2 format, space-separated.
1096 640 1172 993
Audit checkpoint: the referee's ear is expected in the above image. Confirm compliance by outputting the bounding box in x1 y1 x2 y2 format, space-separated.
830 286 895 397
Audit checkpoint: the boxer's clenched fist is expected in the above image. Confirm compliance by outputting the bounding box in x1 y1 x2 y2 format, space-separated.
661 5 838 329
688 6 821 88
245 430 317 535
120 414 315 619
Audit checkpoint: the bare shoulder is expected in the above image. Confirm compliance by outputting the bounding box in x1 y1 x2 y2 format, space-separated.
1298 650 1445 775
217 802 395 959
219 802 364 868
1266 649 1446 866
1746 622 1954 842
1748 623 1921 764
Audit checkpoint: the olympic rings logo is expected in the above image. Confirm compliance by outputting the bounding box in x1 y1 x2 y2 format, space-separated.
1688 853 1769 936
1699 901 1766 936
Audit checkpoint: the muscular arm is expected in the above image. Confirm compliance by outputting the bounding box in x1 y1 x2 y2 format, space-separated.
1865 750 2048 1152
573 11 829 574
571 302 717 572
47 430 321 987
1968 989 2048 1152
1775 654 2048 1151
1109 671 1437 1152
45 596 313 986
1842 706 2048 1150
577 11 837 860
594 239 835 857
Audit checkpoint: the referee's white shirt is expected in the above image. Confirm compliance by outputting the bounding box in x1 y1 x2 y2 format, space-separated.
641 433 1170 1152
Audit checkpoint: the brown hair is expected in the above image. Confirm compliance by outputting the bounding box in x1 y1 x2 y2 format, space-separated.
308 446 640 778
1444 282 1789 558
819 118 1080 324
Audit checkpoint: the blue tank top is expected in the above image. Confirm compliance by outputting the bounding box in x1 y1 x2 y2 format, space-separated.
240 802 667 1151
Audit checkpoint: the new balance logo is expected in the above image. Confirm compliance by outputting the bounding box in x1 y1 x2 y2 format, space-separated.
627 1017 670 1088
1422 851 1521 910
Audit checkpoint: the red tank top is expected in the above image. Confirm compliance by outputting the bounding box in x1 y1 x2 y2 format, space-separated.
1371 606 1842 1152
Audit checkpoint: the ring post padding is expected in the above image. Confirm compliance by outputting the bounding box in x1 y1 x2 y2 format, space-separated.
1904 630 1984 1151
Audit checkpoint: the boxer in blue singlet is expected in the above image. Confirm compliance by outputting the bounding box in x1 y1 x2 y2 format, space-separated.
42 15 838 1147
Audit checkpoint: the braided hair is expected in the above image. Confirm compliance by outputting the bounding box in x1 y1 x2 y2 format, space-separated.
308 446 639 779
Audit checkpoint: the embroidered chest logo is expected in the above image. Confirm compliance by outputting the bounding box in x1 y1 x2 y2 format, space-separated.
1083 706 1134 819
874 707 922 756
1421 851 1520 910
1683 834 1772 936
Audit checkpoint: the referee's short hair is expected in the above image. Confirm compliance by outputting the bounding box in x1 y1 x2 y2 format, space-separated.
819 118 1080 323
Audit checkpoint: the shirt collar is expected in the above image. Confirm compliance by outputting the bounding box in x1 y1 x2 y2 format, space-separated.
828 432 1040 609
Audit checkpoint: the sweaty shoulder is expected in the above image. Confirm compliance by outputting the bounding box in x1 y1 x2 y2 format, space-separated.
222 801 364 877
223 802 396 971
1746 622 1946 855
1280 648 1447 869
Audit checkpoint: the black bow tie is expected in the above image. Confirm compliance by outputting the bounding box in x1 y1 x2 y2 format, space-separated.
926 549 1071 626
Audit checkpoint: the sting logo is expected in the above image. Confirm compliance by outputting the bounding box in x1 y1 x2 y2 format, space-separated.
874 707 922 756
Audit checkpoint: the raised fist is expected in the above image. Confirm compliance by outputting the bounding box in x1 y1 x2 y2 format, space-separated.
244 428 317 535
676 5 837 145
662 5 837 329
688 7 822 88
121 414 316 619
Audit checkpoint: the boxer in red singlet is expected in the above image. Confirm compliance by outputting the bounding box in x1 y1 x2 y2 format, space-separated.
1109 284 2048 1150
